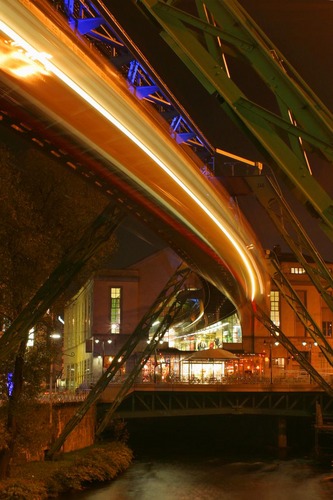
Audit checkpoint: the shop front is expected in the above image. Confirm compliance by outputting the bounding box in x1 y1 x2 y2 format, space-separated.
181 348 238 383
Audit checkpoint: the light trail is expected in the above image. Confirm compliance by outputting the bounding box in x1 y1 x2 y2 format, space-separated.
0 1 268 304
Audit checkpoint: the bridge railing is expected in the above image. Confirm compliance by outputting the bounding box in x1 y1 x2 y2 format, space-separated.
106 371 330 388
32 371 333 404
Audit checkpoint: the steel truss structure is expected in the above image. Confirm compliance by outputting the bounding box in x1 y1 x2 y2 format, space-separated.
46 265 193 458
1 0 332 442
52 0 216 170
246 175 333 313
253 303 333 398
137 0 333 239
0 203 125 362
103 388 333 419
51 0 333 331
267 256 333 367
95 284 202 436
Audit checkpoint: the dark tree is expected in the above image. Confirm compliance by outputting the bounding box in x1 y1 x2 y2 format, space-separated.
0 141 118 477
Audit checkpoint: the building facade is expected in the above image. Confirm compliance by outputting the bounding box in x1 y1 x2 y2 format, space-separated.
62 248 182 388
62 250 333 388
256 258 333 383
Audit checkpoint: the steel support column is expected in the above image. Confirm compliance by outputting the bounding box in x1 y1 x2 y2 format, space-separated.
253 304 333 398
139 0 333 239
0 203 125 361
95 285 197 436
46 264 191 458
245 175 333 313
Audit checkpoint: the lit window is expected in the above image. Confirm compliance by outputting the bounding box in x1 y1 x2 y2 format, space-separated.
270 290 280 327
110 287 121 334
323 321 332 337
290 267 306 274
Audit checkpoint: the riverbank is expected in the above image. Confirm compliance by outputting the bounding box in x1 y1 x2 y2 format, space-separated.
72 455 333 500
0 441 133 499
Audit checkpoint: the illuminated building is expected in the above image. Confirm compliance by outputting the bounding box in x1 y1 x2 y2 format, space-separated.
62 250 333 388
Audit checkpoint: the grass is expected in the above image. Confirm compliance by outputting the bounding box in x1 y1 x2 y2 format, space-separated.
0 441 133 499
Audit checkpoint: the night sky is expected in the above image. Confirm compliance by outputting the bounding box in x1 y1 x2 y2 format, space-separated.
106 0 333 261
235 1 333 259
239 0 332 109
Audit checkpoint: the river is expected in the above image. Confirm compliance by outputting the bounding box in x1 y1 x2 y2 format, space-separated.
67 415 333 499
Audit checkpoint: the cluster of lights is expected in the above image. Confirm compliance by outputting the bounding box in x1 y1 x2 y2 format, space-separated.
94 338 112 359
94 338 112 345
176 320 229 340
0 32 50 78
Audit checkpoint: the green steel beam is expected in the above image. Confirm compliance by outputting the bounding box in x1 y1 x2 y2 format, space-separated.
235 98 333 161
139 0 333 238
95 286 195 436
207 0 333 137
245 175 333 313
253 303 333 398
266 255 333 367
46 264 191 458
194 0 227 68
143 0 333 139
0 203 125 362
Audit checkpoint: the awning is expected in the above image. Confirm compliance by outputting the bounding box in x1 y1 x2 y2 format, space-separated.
185 348 237 361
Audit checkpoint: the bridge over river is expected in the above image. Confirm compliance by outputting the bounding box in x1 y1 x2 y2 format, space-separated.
95 381 333 458
1 0 333 460
97 382 333 420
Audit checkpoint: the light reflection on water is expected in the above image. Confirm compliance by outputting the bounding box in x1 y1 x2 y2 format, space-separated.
65 415 333 499
72 456 333 500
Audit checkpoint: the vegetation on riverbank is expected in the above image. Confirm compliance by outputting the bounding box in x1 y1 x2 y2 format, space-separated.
0 441 133 499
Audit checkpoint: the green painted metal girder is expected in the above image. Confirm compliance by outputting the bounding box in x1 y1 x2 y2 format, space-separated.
206 0 333 136
95 284 196 436
194 0 227 68
267 256 333 367
146 0 333 139
0 203 125 362
245 175 333 313
253 303 333 398
46 264 192 458
139 0 333 238
235 98 333 162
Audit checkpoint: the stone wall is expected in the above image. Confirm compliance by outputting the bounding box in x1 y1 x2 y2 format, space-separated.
51 402 96 453
12 401 96 463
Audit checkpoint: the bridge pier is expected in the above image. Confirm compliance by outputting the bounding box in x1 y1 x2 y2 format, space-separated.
314 400 333 461
277 417 288 459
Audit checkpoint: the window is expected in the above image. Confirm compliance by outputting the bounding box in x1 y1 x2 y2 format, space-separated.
290 267 306 274
270 290 280 327
110 287 121 334
323 321 332 337
66 364 76 389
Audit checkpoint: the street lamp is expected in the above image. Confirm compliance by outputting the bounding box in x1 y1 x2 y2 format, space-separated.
264 339 279 384
48 332 70 424
301 340 317 382
49 332 63 394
